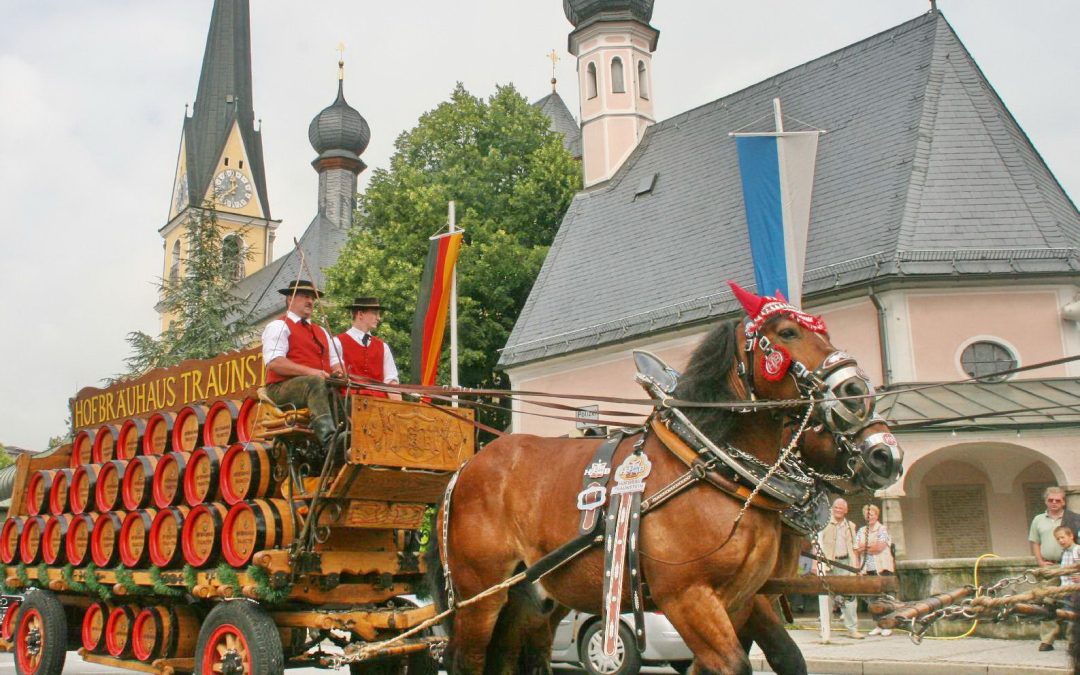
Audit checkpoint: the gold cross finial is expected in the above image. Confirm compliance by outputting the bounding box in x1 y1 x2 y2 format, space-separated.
548 49 560 92
337 42 345 80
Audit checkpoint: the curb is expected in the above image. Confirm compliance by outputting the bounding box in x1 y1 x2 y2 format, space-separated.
750 655 1069 675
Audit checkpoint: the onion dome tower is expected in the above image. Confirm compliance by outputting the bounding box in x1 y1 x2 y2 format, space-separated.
308 59 370 231
564 0 659 187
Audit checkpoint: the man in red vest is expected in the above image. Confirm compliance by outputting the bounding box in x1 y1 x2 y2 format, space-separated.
333 296 400 399
261 280 343 446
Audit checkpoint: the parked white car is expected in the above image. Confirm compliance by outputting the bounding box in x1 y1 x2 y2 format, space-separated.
550 610 693 675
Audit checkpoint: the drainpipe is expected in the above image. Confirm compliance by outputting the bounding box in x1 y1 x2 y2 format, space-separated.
869 289 893 386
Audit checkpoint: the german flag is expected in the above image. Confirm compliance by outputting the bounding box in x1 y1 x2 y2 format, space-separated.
411 231 464 385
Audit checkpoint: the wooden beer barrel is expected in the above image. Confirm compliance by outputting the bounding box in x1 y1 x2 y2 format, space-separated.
92 424 119 463
81 600 113 654
180 502 227 568
172 405 208 454
221 499 296 567
148 506 189 568
182 446 225 505
143 412 175 455
91 511 125 567
204 399 240 447
116 418 145 460
95 460 127 513
0 517 23 564
71 429 95 468
25 470 55 516
118 509 157 568
235 397 260 442
131 604 200 661
220 442 282 505
70 463 102 515
41 514 73 565
65 513 97 567
48 468 75 515
151 452 189 509
121 456 160 511
19 515 46 564
105 604 138 658
1 597 20 641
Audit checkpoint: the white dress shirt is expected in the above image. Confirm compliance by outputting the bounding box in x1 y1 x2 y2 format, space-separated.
261 311 341 369
332 327 400 383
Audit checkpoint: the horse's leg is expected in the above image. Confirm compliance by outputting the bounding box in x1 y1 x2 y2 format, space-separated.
661 585 753 675
742 595 807 675
483 582 555 675
449 590 508 675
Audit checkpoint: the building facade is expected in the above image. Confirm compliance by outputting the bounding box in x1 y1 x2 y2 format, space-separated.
502 3 1080 562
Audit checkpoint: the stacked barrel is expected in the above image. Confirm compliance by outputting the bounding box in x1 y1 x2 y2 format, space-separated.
10 397 303 649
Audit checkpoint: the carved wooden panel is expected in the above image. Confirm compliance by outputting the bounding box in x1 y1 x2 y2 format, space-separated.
349 398 474 471
328 465 453 504
321 500 427 530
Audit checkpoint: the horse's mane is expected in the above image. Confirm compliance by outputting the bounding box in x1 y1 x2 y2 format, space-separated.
673 319 741 442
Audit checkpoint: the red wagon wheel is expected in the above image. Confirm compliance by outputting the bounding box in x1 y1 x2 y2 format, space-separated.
13 590 67 675
194 601 283 675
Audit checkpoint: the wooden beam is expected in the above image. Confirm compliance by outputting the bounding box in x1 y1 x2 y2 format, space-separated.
759 575 898 596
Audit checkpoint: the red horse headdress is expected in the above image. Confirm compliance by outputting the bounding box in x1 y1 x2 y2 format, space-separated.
728 281 828 336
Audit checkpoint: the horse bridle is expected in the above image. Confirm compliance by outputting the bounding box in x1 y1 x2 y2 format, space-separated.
738 319 877 436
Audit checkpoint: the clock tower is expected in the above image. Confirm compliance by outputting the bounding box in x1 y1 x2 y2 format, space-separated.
160 0 278 328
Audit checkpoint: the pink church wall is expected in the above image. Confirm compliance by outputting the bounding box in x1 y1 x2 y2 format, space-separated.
906 290 1066 381
816 299 883 385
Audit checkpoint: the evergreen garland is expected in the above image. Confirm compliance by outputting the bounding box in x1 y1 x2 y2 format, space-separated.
214 563 240 593
246 564 291 605
14 564 30 589
36 563 50 589
182 565 199 594
148 566 184 598
81 564 112 601
113 566 149 596
61 564 89 594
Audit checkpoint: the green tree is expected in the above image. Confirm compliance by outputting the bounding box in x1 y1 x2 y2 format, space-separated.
326 83 580 428
0 443 10 470
125 204 252 374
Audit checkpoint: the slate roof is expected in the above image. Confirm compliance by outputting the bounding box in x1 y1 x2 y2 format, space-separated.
500 11 1080 367
534 91 582 159
878 378 1080 431
181 0 271 218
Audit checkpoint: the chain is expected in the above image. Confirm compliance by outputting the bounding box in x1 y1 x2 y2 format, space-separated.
731 401 815 527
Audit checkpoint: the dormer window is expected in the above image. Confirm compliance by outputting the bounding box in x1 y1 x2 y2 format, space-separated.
611 57 625 93
586 62 598 99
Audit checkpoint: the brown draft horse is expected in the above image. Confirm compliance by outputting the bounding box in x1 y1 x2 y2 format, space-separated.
429 305 881 675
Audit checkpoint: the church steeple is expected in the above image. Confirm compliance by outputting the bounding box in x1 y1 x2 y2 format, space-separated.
160 0 278 329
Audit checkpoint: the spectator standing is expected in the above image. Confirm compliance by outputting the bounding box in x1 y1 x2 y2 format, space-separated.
818 497 863 639
855 504 895 636
1028 487 1080 651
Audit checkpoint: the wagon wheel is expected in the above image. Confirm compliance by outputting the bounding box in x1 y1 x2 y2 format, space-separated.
194 600 284 675
13 590 67 675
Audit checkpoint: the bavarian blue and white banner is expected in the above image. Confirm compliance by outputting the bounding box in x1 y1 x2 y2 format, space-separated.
734 131 821 307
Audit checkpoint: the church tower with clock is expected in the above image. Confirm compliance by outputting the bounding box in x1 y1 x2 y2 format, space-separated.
159 0 278 328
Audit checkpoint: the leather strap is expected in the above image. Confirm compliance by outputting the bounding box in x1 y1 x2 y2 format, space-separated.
577 433 624 535
649 418 789 512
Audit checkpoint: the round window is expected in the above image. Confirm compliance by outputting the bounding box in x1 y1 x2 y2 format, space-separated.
960 341 1016 382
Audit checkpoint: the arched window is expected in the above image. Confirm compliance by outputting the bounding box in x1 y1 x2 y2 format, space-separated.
586 62 598 99
960 340 1017 382
222 234 245 281
611 57 625 93
637 60 649 99
169 240 181 283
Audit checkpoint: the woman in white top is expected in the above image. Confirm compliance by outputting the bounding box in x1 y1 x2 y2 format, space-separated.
855 504 895 636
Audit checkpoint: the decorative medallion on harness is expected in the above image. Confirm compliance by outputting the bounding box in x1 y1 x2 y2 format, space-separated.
602 451 652 659
760 346 792 382
585 461 611 479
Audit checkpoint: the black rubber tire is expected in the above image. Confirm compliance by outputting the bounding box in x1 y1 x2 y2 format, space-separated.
671 660 693 675
579 620 642 675
13 589 68 675
194 600 284 675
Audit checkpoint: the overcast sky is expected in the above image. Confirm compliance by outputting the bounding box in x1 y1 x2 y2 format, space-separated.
1 0 1077 449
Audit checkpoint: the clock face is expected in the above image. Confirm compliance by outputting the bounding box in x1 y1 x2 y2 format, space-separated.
213 169 253 209
173 173 189 213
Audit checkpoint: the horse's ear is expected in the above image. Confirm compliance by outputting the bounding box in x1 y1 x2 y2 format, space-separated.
728 280 766 318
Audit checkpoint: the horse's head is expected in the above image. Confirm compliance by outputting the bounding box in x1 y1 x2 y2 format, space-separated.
730 281 876 435
797 416 904 492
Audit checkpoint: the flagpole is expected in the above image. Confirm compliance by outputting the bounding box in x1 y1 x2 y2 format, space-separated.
448 201 459 407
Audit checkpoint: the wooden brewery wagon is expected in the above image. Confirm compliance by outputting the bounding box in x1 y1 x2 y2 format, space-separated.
0 348 473 674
